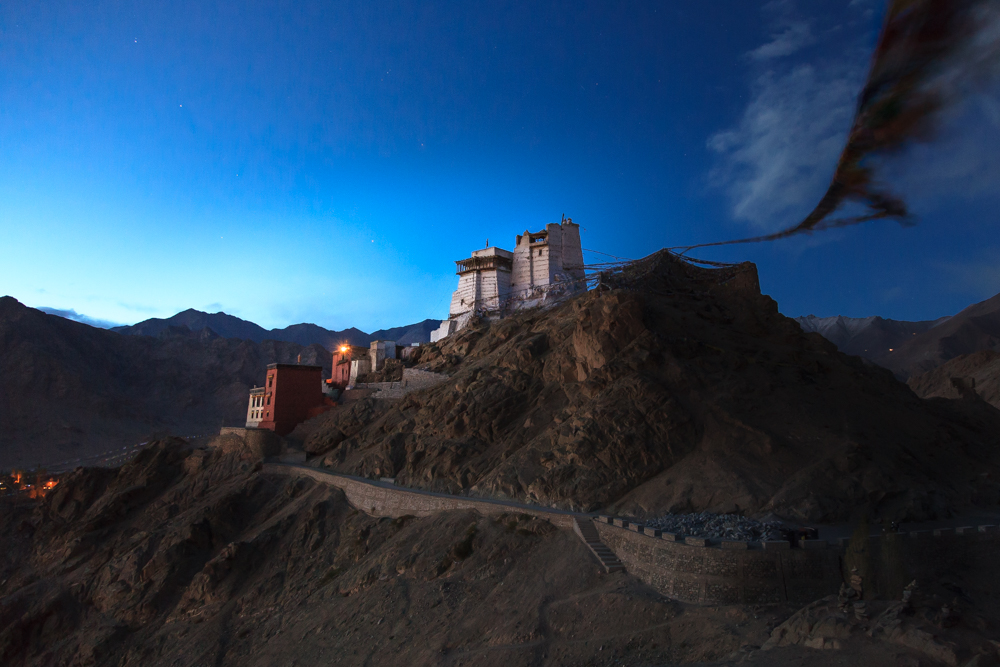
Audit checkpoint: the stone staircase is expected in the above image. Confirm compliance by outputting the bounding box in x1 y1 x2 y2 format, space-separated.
573 517 625 573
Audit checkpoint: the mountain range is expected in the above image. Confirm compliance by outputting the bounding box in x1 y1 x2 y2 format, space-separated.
112 309 441 347
796 291 1000 380
0 297 335 471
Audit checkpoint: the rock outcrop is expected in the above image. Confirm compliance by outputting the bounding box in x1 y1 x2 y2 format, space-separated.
305 252 1000 522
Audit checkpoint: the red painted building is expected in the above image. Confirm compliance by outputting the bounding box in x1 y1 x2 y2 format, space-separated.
327 344 368 390
256 363 325 435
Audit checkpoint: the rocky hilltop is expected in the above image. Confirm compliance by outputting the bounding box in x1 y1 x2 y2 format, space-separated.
305 251 1000 523
0 297 331 471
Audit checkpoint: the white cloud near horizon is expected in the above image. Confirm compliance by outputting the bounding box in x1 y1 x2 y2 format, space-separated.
38 307 123 329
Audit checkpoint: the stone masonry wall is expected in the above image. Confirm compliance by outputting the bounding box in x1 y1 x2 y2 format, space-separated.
595 520 842 604
352 368 448 399
449 271 480 318
262 462 578 529
262 463 996 606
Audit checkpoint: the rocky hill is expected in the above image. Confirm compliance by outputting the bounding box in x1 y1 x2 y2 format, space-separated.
0 297 331 471
3 439 997 667
880 293 1000 380
798 292 1000 380
304 252 1000 523
2 432 998 666
907 349 1000 410
113 308 440 348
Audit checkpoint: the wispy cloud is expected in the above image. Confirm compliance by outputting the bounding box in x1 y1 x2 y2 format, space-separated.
38 307 123 329
747 21 815 61
711 1 1000 235
708 59 865 231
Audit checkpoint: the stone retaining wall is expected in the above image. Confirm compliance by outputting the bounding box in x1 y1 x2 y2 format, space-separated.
352 368 448 399
261 463 998 607
218 427 282 458
594 520 841 604
262 463 577 529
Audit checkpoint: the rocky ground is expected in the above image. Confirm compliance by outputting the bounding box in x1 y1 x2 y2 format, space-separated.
302 251 1000 524
2 438 998 667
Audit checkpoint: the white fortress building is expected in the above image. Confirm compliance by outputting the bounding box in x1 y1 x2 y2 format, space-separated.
431 217 585 342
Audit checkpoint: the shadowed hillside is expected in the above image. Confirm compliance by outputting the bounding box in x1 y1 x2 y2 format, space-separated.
908 349 1000 409
795 314 947 365
3 438 997 667
0 297 331 471
881 293 1000 380
304 252 1000 523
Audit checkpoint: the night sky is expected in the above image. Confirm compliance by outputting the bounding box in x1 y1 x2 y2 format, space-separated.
3 1 999 331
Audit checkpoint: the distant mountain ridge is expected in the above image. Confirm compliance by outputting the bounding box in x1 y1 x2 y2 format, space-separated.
113 309 439 348
795 314 948 366
0 297 334 471
796 291 1000 379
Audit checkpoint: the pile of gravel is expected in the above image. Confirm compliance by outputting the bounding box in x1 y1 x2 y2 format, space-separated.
643 512 784 542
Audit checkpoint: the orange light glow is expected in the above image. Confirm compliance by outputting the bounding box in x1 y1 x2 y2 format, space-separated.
340 346 348 353
7 471 58 498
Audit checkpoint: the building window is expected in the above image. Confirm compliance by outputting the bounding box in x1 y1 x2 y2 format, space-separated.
268 376 273 388
267 396 271 405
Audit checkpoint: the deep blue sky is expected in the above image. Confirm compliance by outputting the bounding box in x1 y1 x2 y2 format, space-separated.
3 1 999 331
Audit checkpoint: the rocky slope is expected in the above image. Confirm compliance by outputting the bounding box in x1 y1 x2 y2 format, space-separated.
303 252 1000 523
881 293 1000 380
0 439 789 667
3 438 996 667
907 350 1000 410
799 292 1000 380
0 297 331 471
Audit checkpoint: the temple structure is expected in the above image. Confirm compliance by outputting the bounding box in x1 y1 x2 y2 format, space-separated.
327 344 368 390
246 363 326 435
431 217 585 342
